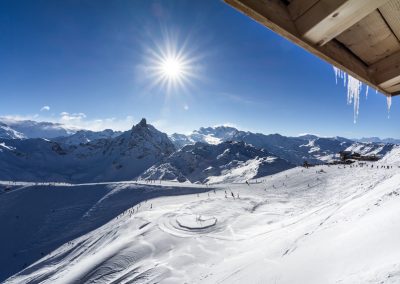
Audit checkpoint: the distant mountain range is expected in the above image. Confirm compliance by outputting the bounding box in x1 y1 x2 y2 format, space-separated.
354 137 400 144
0 118 76 139
170 126 379 165
0 119 174 183
0 117 398 183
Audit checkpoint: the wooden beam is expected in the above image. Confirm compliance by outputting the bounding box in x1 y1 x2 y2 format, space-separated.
295 0 390 46
224 0 390 95
369 50 400 89
287 0 319 21
385 83 400 94
379 0 400 42
224 0 298 38
335 10 400 65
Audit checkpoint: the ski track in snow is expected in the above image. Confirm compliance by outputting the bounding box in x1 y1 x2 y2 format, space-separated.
2 161 400 284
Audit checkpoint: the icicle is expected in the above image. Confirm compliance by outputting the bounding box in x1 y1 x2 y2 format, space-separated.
347 75 362 123
387 95 392 119
365 85 369 99
333 66 339 84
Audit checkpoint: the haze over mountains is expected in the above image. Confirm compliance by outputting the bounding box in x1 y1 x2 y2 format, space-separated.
0 117 398 184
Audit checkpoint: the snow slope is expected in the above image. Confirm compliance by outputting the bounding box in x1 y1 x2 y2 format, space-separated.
380 145 400 165
4 161 400 283
345 142 395 157
0 181 209 282
140 141 294 183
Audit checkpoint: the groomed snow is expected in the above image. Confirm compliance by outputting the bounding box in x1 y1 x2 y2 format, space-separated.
3 160 400 283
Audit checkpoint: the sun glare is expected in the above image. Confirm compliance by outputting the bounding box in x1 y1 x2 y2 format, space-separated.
143 32 202 94
161 57 183 79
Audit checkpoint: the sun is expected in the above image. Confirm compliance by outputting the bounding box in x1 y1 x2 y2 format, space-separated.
142 31 203 94
161 57 183 79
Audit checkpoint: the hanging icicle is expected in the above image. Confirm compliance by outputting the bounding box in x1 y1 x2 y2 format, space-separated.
332 66 392 123
387 95 392 119
347 75 362 123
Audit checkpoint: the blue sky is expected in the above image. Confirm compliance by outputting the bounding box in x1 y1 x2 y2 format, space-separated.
0 0 398 138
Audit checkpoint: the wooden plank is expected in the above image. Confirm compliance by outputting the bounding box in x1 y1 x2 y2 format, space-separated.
385 83 400 93
379 0 400 41
224 0 389 95
224 0 299 37
335 11 400 65
295 0 391 46
288 0 319 20
369 50 400 88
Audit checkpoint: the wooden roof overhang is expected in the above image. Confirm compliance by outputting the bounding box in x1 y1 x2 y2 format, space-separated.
224 0 400 97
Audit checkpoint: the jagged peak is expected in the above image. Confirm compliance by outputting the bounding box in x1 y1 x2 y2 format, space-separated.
131 118 148 131
138 118 147 127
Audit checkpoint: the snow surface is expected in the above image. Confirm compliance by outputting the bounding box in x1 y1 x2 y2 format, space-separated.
3 159 400 283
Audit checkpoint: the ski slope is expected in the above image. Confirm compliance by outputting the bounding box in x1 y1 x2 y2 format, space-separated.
3 161 400 283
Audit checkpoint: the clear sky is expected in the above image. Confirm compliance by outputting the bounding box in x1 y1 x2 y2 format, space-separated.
0 0 398 138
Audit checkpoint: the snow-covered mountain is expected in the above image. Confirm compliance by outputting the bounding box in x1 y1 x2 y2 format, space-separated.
0 122 25 139
171 127 353 165
171 126 398 165
380 145 400 165
0 118 76 139
0 120 398 184
344 142 395 158
170 126 239 148
0 119 175 183
169 133 193 149
53 129 122 145
355 137 400 144
140 141 294 184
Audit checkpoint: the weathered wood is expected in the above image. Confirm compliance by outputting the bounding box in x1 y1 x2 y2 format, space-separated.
379 0 400 41
288 0 319 20
385 83 400 94
295 0 390 46
224 0 388 95
225 0 299 37
335 11 400 65
369 50 400 89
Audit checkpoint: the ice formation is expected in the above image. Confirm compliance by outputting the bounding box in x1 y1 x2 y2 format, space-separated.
347 75 362 123
333 66 362 123
332 66 394 122
387 95 392 118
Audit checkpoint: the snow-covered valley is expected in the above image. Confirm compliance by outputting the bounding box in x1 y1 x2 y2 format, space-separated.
2 155 400 283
